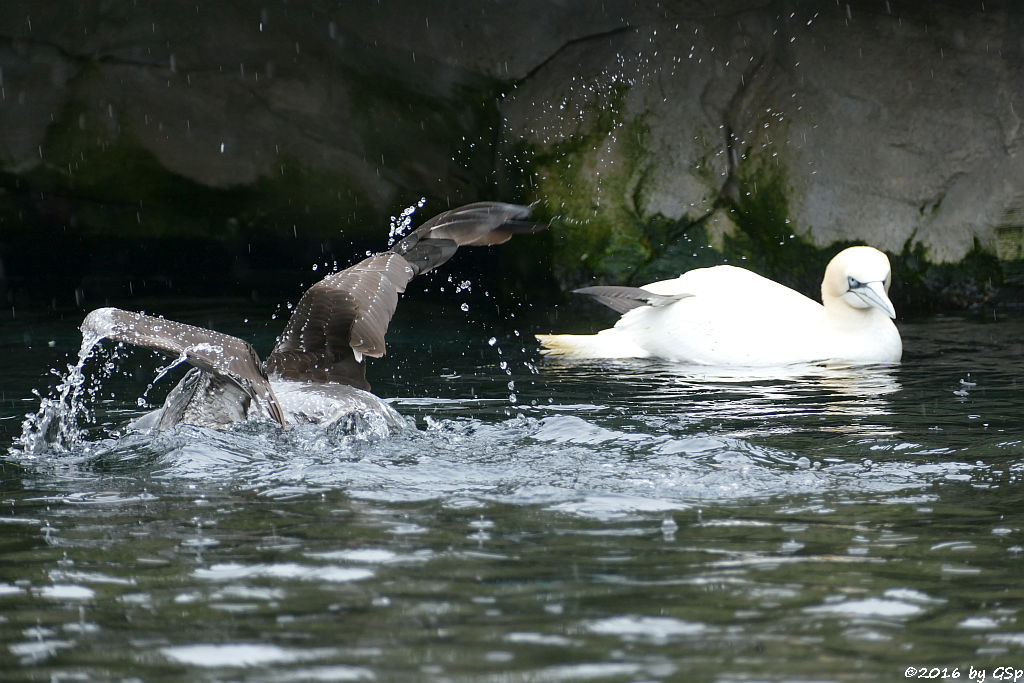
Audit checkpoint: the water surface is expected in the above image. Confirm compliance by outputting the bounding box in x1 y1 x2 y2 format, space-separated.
1 299 1022 681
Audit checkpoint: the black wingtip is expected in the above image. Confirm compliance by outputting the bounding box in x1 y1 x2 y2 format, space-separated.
393 202 546 272
573 285 692 314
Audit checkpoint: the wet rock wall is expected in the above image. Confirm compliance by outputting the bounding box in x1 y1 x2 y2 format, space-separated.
0 1 1020 309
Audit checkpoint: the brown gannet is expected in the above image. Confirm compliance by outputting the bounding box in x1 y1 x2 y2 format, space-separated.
537 246 901 365
81 202 545 431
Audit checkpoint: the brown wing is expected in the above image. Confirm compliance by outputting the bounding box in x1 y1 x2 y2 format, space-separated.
265 201 546 390
81 307 286 426
393 202 543 274
265 252 414 390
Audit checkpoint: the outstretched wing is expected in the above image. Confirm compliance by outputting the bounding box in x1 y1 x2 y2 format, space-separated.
264 252 414 390
573 286 693 314
393 202 542 274
265 202 545 390
81 307 286 426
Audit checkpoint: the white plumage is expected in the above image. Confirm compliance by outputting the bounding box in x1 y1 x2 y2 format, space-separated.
537 246 902 365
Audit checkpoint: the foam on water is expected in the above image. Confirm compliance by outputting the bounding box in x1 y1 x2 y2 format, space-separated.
159 643 342 669
21 391 995 520
8 310 1023 521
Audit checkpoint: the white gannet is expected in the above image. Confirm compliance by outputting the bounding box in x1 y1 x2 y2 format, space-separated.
80 202 545 431
536 246 902 365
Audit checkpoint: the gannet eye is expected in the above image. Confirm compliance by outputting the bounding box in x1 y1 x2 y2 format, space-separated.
847 276 862 290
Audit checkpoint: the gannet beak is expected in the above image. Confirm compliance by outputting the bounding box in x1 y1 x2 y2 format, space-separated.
854 281 896 319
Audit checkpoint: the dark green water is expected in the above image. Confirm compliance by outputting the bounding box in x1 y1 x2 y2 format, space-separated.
1 295 1023 681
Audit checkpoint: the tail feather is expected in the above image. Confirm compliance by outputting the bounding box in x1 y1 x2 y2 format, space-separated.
535 331 649 359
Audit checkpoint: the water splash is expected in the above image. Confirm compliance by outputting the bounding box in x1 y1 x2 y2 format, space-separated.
16 331 108 455
136 352 194 408
387 197 427 248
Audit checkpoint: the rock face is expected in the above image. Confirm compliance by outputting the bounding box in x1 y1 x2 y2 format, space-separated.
0 2 505 238
0 1 1021 308
501 1 1024 302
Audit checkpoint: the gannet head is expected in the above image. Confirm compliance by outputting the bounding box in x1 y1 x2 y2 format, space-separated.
821 246 896 319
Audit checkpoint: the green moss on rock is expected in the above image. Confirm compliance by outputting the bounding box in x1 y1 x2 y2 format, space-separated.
521 85 654 287
895 237 1002 311
521 118 1004 310
719 158 834 296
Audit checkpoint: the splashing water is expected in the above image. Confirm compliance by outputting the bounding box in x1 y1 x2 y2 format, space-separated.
136 351 196 408
387 197 427 248
17 331 108 455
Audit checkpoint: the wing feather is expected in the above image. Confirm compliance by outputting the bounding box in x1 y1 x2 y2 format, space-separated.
81 307 286 426
265 202 545 389
265 253 414 389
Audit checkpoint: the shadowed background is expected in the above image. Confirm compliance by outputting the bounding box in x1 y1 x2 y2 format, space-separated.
1 0 1021 313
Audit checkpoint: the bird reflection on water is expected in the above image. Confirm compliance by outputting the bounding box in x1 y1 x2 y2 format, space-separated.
540 357 901 432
